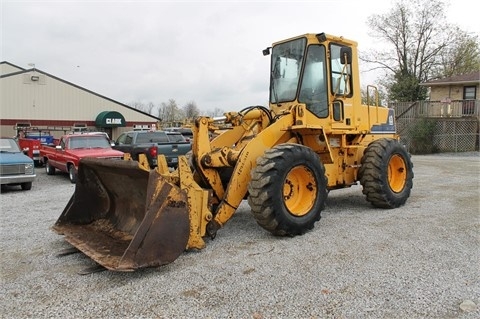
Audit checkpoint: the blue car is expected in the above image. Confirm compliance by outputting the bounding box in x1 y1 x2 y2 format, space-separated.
0 137 36 190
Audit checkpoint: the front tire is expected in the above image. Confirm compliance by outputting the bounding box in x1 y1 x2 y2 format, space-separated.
68 165 77 183
359 138 414 208
45 161 55 175
248 143 328 236
21 182 32 190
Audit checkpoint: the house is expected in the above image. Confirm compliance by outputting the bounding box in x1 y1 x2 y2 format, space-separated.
393 72 479 153
419 71 479 117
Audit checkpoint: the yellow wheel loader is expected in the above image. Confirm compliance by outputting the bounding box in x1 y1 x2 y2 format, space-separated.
53 33 414 272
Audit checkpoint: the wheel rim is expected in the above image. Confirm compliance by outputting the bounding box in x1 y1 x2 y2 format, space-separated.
283 166 317 216
388 154 407 193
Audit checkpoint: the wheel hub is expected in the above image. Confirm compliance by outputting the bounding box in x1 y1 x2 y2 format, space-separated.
388 154 407 193
283 166 317 216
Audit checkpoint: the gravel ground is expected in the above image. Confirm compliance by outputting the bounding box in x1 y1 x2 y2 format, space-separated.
0 152 479 319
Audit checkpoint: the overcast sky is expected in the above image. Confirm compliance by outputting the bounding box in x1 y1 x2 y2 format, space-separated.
1 0 478 114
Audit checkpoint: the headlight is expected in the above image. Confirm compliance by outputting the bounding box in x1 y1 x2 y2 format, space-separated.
25 163 34 175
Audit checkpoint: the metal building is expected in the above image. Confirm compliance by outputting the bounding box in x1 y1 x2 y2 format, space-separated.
0 61 160 140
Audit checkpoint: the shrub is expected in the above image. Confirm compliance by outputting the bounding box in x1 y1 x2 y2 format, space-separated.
410 118 438 154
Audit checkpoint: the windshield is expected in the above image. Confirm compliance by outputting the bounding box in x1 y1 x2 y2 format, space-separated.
0 138 21 153
68 136 111 149
166 133 186 143
136 132 168 143
269 38 306 104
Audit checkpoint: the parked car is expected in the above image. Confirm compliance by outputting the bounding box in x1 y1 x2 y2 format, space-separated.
0 137 36 190
17 137 42 167
164 127 194 143
113 130 191 168
40 133 124 183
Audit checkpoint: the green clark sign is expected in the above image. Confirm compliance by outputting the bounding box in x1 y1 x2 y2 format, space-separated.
95 111 126 127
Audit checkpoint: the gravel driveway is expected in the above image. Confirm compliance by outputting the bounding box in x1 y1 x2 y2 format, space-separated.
1 153 479 318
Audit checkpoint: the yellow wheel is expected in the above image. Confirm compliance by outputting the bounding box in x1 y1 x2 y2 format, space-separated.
359 138 414 208
283 166 317 216
388 154 407 193
248 143 328 236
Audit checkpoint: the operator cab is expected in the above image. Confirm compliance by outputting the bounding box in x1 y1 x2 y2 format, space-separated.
265 33 354 122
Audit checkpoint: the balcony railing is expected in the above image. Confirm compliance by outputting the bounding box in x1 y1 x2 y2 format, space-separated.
391 99 479 119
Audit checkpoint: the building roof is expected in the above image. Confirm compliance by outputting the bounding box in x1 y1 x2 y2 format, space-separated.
0 61 161 122
420 71 480 86
0 61 25 73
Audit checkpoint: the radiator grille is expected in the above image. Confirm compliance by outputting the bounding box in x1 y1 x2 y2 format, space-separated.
0 164 26 176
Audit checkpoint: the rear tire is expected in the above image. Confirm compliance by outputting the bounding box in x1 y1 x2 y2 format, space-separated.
358 138 414 208
21 182 32 190
248 143 328 236
68 165 77 183
45 161 55 175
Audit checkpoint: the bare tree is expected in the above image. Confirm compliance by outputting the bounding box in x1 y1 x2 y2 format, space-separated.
145 102 156 115
158 99 183 124
127 101 146 112
127 101 159 115
435 27 480 78
207 107 225 117
363 0 450 101
182 101 200 122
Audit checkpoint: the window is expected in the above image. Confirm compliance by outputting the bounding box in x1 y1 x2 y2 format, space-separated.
270 37 307 104
464 86 476 99
298 45 328 118
69 136 110 149
463 86 477 115
166 133 186 143
329 44 352 97
0 138 20 152
15 123 31 129
116 133 126 144
72 123 87 133
136 132 168 143
69 138 80 149
125 133 134 144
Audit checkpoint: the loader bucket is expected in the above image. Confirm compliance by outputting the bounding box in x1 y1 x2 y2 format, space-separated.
52 158 190 271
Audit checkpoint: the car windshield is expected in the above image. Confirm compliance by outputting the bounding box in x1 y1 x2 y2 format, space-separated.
69 136 111 149
0 138 21 153
136 132 169 143
167 133 186 143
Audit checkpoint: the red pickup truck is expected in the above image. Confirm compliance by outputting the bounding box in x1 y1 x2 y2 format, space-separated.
17 131 55 167
18 138 42 167
40 133 124 183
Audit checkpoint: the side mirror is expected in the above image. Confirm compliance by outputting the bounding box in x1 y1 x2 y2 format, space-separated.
340 47 352 65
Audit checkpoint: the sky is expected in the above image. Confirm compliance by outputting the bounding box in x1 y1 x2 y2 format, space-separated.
1 0 478 115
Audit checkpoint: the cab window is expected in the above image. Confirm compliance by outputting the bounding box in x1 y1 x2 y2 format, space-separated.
299 45 328 118
330 44 353 97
